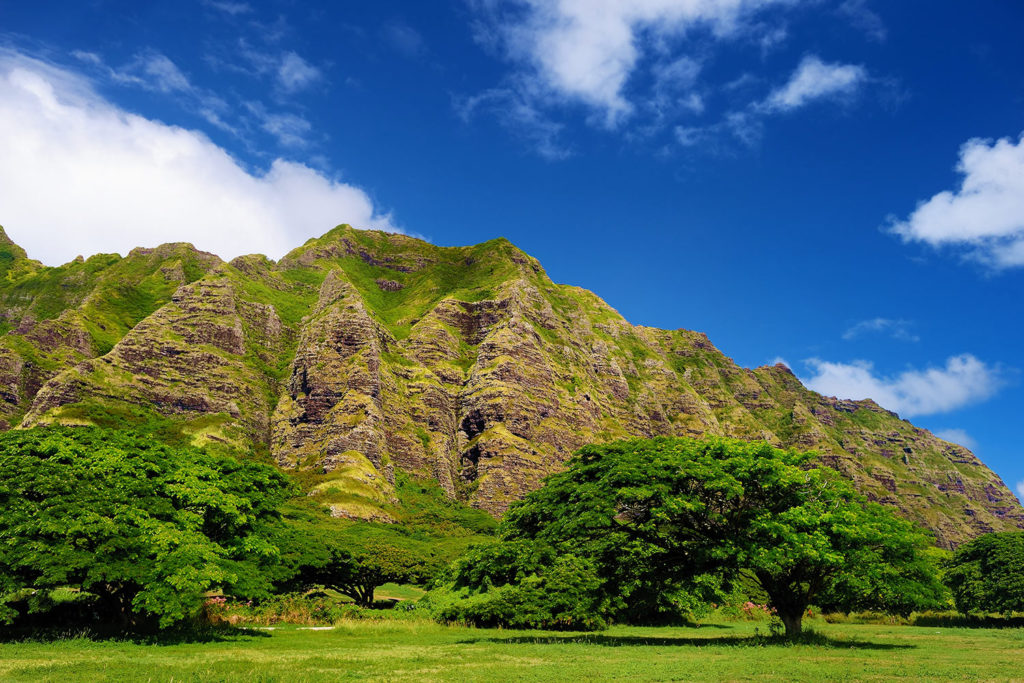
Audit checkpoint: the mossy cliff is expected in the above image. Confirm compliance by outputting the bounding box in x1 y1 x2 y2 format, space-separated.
3 225 1021 546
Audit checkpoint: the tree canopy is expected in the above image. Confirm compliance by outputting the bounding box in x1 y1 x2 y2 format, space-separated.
282 530 441 607
0 427 292 627
945 531 1024 615
440 437 947 636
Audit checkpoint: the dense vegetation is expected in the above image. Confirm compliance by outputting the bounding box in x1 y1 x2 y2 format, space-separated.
431 437 948 636
4 427 1018 644
945 531 1024 615
0 427 493 630
0 428 291 627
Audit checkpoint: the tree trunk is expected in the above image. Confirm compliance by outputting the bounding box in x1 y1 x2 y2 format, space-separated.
358 585 375 608
99 584 135 628
779 609 803 638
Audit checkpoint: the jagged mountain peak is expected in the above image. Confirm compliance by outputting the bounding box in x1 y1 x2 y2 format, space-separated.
0 225 19 248
0 224 1020 547
127 242 223 264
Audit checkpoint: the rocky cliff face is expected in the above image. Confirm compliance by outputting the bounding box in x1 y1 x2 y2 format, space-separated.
2 225 1021 546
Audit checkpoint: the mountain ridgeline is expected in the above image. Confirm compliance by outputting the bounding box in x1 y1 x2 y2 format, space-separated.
0 225 1020 547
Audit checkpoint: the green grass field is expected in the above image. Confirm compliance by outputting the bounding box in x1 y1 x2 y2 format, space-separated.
1 617 1021 682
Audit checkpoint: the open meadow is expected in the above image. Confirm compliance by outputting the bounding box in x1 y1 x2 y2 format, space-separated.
1 617 1022 682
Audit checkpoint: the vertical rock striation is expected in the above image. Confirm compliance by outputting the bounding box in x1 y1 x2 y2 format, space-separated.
1 224 1019 546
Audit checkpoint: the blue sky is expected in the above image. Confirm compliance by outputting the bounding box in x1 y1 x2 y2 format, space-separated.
1 0 1022 501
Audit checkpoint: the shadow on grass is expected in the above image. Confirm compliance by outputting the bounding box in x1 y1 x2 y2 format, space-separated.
0 623 271 645
459 631 914 650
912 614 1024 629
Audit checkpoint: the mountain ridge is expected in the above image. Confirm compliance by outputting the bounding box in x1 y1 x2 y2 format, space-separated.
1 224 1021 547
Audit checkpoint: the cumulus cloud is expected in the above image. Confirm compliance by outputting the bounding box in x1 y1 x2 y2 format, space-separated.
1016 481 1024 505
0 50 394 266
933 428 978 450
842 318 919 342
889 132 1024 269
473 0 795 128
763 55 867 112
670 54 869 150
801 354 1002 417
466 3 880 157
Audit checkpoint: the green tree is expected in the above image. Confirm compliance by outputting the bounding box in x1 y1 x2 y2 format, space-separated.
490 437 946 636
274 513 444 608
945 531 1024 615
0 427 292 627
318 541 435 607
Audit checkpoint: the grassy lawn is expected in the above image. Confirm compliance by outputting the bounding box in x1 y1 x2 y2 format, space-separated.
0 617 1021 682
374 582 428 602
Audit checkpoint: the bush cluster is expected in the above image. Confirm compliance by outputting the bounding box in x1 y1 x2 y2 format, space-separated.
426 549 609 630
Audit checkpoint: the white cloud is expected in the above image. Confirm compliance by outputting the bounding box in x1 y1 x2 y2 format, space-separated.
674 108 761 149
757 25 788 53
649 56 705 119
277 52 321 93
475 0 795 128
1016 481 1024 505
0 50 394 266
71 50 102 66
203 0 252 15
838 0 886 42
229 44 323 94
652 56 702 96
245 101 313 147
259 112 312 148
456 86 571 160
382 23 426 58
934 428 977 451
763 55 867 112
78 48 314 148
889 132 1024 269
842 318 919 342
801 354 1002 417
111 51 192 94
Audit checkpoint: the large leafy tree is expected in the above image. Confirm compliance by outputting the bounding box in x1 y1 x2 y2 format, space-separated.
487 437 945 636
309 541 435 607
284 529 442 607
0 427 292 627
269 475 493 610
945 531 1024 614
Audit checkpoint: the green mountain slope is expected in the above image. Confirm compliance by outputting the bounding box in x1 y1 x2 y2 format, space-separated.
0 228 221 428
4 225 1021 546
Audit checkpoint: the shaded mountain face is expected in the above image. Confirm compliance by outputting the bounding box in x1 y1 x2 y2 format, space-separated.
2 225 1021 547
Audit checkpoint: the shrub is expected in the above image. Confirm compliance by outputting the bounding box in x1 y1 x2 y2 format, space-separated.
428 554 609 631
